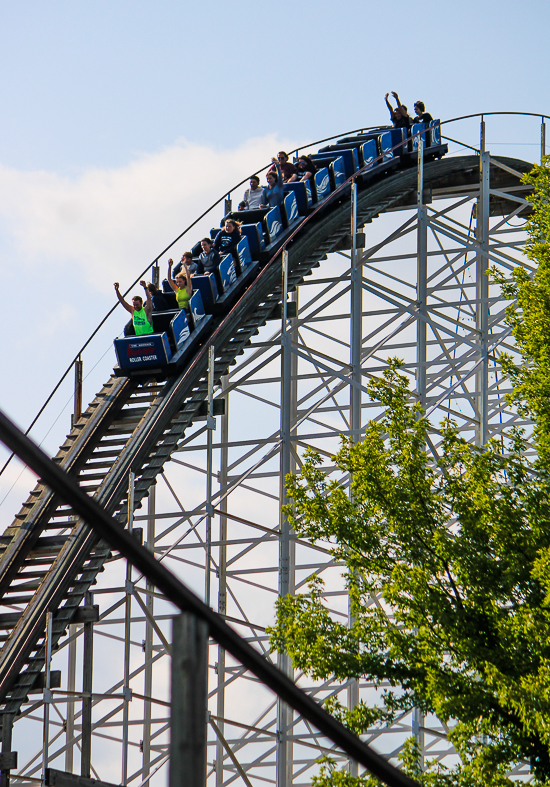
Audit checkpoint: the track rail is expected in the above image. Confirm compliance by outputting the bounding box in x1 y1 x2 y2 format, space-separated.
0 154 532 731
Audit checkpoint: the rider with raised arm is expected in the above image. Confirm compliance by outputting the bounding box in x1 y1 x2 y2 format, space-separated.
167 258 193 311
114 280 154 336
385 91 412 131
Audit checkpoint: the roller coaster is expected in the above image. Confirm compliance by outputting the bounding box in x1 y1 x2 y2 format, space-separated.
0 112 546 787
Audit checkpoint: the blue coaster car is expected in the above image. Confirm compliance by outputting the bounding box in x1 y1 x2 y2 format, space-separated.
171 308 192 346
265 206 283 244
114 333 172 371
313 168 331 202
283 181 313 214
241 222 265 258
237 236 253 269
192 273 219 313
283 191 300 225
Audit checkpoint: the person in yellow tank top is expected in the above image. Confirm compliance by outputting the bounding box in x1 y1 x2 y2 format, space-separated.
114 280 154 335
167 257 193 311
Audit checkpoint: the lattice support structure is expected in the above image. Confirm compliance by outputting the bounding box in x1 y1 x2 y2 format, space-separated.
5 148 534 787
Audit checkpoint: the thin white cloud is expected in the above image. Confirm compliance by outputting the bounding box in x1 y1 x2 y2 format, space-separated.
0 134 299 292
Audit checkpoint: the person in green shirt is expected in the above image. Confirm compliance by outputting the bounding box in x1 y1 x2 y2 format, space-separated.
114 280 154 336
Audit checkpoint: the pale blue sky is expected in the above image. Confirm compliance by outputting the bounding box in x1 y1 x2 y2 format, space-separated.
0 0 548 518
0 0 548 172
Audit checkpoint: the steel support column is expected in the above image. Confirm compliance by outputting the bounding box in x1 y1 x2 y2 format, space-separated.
476 151 490 446
412 134 427 767
348 181 362 778
215 376 229 787
206 345 215 608
64 624 77 774
81 592 93 778
42 611 53 787
142 482 156 781
277 250 294 787
122 472 135 786
350 181 362 440
416 135 428 409
66 360 82 773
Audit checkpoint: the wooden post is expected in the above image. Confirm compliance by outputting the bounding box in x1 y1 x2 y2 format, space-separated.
170 613 208 787
0 715 15 787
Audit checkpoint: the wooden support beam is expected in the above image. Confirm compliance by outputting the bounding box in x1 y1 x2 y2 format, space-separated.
73 605 99 625
269 302 298 321
197 399 226 417
0 753 16 771
46 767 119 787
0 714 14 787
30 671 61 692
170 613 208 787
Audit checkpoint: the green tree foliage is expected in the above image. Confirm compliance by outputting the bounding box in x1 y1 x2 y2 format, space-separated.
269 159 550 787
494 157 550 465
